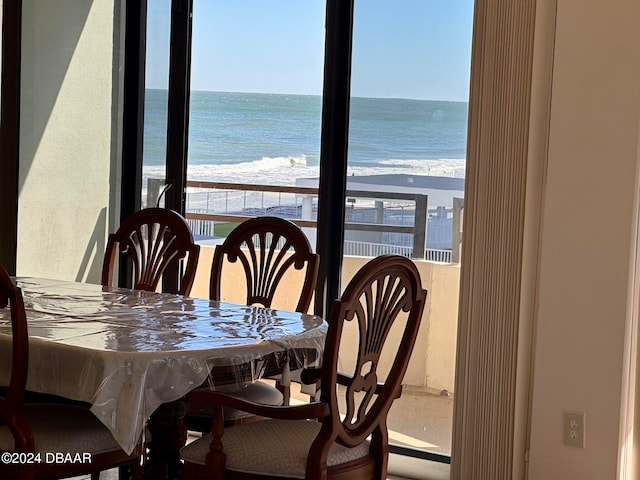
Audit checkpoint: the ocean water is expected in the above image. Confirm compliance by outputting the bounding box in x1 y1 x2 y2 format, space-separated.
143 89 468 187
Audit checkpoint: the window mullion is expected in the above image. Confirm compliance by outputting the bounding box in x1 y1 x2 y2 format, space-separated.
314 0 355 317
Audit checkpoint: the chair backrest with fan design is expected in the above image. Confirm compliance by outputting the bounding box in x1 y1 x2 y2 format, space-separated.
101 208 200 296
309 254 427 477
209 216 318 313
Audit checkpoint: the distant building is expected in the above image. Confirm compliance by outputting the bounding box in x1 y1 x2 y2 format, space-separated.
296 174 465 209
296 174 464 256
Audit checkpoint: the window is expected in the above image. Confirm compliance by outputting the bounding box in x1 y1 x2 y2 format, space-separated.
343 0 472 461
142 0 172 209
140 0 472 468
183 0 325 253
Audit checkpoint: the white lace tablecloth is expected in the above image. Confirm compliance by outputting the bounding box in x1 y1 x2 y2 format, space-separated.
0 278 326 455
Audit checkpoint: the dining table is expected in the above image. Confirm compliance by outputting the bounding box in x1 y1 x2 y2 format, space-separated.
0 277 327 480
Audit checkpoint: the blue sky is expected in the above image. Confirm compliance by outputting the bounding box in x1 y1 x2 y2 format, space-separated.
147 0 474 102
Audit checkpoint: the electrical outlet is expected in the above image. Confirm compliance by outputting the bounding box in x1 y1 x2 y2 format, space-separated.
563 410 585 448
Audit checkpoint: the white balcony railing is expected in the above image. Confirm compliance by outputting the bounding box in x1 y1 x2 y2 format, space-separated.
343 240 412 258
147 178 462 263
343 241 452 263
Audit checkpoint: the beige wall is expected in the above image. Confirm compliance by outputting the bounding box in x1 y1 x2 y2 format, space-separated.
528 0 640 478
17 0 123 282
191 246 460 394
341 256 459 392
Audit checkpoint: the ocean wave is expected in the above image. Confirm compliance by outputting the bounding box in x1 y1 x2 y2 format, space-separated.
144 155 321 188
143 156 466 189
200 154 309 172
372 158 466 177
379 158 466 168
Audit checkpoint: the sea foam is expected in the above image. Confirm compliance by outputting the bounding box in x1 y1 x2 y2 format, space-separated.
144 156 465 187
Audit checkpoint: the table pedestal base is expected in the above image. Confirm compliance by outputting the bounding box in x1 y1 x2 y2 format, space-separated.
144 399 187 480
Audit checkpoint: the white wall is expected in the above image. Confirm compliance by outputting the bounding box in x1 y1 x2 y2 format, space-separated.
17 0 123 282
528 0 640 478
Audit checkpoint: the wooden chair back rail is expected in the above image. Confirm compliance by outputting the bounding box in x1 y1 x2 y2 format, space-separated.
209 216 318 312
318 255 426 454
0 268 31 449
101 207 200 296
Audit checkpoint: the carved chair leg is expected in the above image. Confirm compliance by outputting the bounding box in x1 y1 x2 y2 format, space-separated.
204 404 227 479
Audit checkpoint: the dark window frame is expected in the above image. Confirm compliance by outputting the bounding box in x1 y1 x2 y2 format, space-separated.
0 0 22 274
314 0 354 317
118 0 148 288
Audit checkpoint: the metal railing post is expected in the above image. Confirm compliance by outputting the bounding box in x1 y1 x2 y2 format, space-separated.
412 195 428 259
452 197 464 263
147 178 164 208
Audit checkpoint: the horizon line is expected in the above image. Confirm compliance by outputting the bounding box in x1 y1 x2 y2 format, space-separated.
145 87 469 104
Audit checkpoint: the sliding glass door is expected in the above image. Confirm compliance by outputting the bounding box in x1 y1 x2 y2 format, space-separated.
183 0 325 258
142 0 172 209
343 0 473 459
138 0 473 466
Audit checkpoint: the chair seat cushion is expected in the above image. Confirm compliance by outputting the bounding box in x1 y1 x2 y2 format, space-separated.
0 404 122 455
181 418 370 479
225 381 284 420
189 381 284 424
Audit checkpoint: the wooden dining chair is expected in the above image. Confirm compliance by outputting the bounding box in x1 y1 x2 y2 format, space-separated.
185 216 319 432
101 207 200 296
209 216 318 312
181 254 427 480
0 264 143 480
